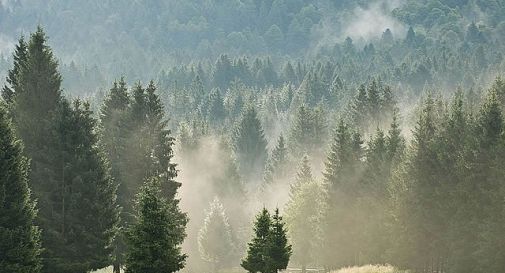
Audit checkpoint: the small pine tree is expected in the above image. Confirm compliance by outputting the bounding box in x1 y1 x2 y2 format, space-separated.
125 177 188 273
0 104 42 273
266 209 292 273
198 197 235 273
242 208 291 273
242 208 271 273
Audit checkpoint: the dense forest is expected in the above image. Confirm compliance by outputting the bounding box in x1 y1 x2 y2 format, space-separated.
2 1 505 273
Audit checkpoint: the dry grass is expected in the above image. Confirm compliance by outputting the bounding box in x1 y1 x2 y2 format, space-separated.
332 264 407 273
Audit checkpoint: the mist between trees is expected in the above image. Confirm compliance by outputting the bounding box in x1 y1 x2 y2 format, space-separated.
3 3 505 272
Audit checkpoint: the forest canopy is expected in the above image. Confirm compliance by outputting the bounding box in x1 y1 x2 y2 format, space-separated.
2 1 505 273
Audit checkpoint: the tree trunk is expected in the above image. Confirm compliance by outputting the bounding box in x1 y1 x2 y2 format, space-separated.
113 262 120 273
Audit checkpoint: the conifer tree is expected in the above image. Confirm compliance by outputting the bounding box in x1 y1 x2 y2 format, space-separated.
242 208 271 273
1 36 27 104
285 156 323 273
3 27 120 273
198 197 235 273
289 105 327 158
0 104 42 273
266 209 292 273
471 87 505 273
263 134 289 185
389 94 445 271
321 120 363 269
233 106 268 184
125 177 188 273
101 79 181 273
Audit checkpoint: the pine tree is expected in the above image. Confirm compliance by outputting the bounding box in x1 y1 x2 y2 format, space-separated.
263 134 289 185
100 78 131 273
266 209 292 273
14 27 63 158
51 100 120 273
101 80 180 273
321 120 363 269
289 105 327 158
0 104 42 273
285 156 323 273
198 197 235 273
471 87 505 273
389 94 445 271
233 106 268 184
125 177 188 273
241 208 271 273
1 36 27 104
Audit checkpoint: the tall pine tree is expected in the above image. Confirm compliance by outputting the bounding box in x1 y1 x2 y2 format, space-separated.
0 103 42 273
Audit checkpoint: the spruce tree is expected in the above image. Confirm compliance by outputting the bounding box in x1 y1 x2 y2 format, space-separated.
289 105 327 158
389 94 446 271
52 100 119 273
100 78 131 273
101 79 181 273
321 120 363 269
233 106 268 184
285 156 322 273
198 197 235 273
266 209 292 273
242 208 271 273
125 177 188 273
263 134 289 185
1 36 27 104
0 104 42 273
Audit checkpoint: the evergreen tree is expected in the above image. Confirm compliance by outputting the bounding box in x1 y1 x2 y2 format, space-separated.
51 100 119 273
101 80 180 273
6 27 119 273
1 36 27 104
289 105 327 158
266 209 292 273
233 106 268 184
99 78 131 273
198 197 235 273
241 208 271 273
0 104 42 273
125 177 188 273
285 156 323 273
263 134 289 185
389 94 445 271
321 120 363 269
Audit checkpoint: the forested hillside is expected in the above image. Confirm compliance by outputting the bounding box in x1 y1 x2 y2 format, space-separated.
2 1 505 273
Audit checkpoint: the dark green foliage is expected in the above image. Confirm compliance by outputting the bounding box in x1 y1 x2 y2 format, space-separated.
125 177 188 273
100 79 180 272
49 100 119 273
241 208 291 273
4 27 119 273
266 209 292 273
0 104 42 273
233 106 268 183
